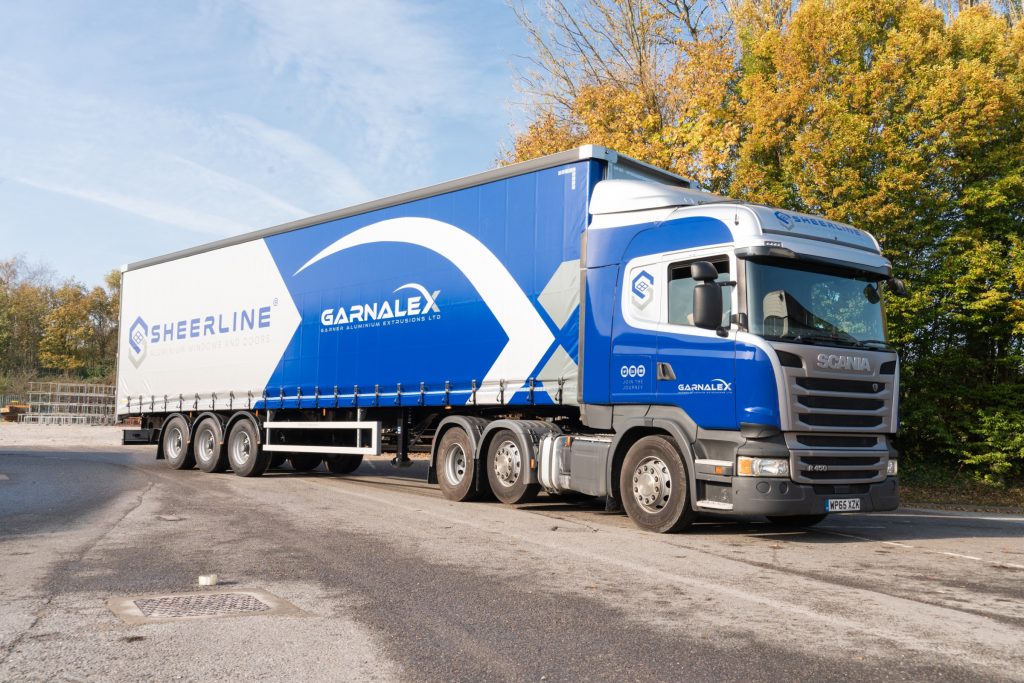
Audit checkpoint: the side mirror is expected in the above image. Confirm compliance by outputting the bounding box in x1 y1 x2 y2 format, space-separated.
690 261 718 282
693 283 723 330
887 278 908 298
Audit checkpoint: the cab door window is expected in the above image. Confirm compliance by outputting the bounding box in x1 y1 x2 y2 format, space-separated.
667 259 732 327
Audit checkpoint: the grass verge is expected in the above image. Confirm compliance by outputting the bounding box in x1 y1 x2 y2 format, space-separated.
900 461 1024 513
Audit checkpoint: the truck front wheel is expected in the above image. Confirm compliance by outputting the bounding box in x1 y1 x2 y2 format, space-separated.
619 435 696 533
486 429 540 505
227 418 269 477
162 416 194 470
436 427 479 502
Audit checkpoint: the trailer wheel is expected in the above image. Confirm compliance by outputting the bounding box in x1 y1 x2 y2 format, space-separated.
227 419 269 477
326 455 362 475
619 435 696 533
289 455 322 472
486 429 540 505
436 427 479 502
193 418 228 473
162 416 194 470
766 514 827 528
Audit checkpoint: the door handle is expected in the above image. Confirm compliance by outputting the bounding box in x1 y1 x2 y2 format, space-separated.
656 362 676 381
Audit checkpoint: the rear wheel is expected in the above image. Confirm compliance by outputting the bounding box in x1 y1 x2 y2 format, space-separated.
767 514 828 528
486 429 539 505
161 416 194 470
227 418 269 477
619 435 696 533
436 427 479 502
193 418 228 473
289 455 322 472
326 455 362 474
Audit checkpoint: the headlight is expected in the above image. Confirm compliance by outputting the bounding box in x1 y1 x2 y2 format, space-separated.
737 456 790 477
887 459 898 476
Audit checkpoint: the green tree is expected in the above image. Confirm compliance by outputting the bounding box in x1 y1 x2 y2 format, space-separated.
512 0 1024 481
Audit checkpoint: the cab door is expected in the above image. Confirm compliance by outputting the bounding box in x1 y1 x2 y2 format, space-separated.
654 253 737 430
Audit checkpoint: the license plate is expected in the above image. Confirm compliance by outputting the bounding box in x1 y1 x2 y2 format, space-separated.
826 498 861 512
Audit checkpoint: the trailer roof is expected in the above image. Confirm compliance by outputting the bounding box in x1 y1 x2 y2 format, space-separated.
124 145 691 272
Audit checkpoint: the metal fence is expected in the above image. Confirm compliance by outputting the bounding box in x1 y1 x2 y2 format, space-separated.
17 382 116 425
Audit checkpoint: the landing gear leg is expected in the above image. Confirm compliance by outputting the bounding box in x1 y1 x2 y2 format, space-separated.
391 409 414 468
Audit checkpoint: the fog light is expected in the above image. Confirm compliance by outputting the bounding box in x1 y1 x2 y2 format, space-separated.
737 456 790 477
887 459 898 476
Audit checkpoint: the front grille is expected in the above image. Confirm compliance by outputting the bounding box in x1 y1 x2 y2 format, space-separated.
794 452 886 484
799 413 884 428
797 395 885 411
779 347 896 435
795 377 885 393
796 435 878 448
770 342 897 484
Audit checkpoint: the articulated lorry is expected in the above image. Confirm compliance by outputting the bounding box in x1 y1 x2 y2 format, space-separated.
118 146 902 532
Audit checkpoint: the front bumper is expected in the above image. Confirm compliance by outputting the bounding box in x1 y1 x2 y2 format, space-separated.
729 476 899 516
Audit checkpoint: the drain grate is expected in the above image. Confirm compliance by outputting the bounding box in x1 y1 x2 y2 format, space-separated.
107 588 301 624
134 593 271 618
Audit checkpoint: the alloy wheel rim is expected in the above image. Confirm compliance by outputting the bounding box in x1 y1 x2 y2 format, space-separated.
493 440 522 487
233 431 251 466
444 443 467 486
632 455 672 513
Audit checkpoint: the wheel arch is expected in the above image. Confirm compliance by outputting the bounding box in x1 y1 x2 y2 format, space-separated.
428 415 488 486
225 410 263 445
607 421 697 504
193 412 226 442
478 419 562 486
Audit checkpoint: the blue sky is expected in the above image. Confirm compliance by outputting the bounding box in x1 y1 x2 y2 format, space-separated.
0 0 535 286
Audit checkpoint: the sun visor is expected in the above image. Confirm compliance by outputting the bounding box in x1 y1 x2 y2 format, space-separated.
751 206 880 253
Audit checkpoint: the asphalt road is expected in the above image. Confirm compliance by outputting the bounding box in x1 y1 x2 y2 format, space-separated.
1 446 1022 682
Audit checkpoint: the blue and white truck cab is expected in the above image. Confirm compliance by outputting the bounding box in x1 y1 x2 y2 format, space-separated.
550 178 902 530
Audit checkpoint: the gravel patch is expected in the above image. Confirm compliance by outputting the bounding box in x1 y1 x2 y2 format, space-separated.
0 424 126 449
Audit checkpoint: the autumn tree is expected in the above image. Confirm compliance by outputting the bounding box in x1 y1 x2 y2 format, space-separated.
37 273 120 379
0 258 121 390
511 0 1024 481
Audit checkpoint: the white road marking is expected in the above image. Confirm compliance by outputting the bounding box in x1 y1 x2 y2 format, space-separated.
0 473 8 480
816 528 1022 571
941 552 983 561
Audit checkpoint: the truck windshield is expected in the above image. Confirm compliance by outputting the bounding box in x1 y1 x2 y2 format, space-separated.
745 259 887 348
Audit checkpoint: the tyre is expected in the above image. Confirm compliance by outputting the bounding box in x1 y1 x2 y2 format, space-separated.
193 418 228 473
289 455 322 472
766 514 828 528
486 429 540 505
326 455 362 474
619 435 696 533
161 415 194 470
226 418 269 477
436 427 479 502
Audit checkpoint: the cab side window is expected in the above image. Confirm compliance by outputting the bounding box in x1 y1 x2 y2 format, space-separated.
668 259 732 327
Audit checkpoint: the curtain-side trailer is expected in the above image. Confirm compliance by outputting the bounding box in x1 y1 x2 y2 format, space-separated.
118 146 902 532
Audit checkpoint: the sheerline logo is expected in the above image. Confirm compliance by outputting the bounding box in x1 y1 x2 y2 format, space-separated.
128 316 148 368
631 270 654 309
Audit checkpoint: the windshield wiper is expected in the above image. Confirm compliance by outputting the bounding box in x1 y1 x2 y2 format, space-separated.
850 338 890 349
771 332 882 349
